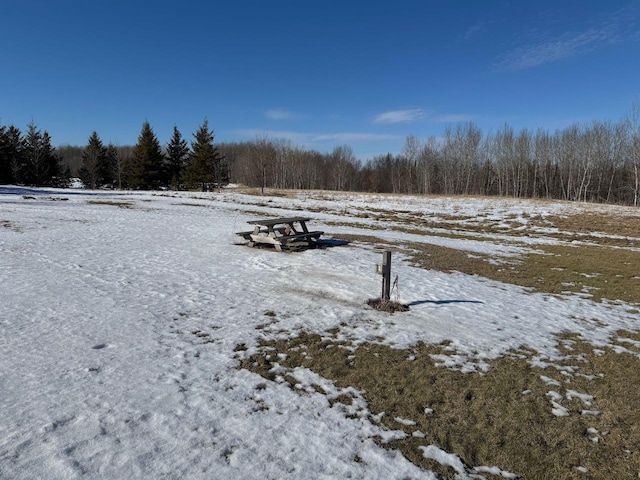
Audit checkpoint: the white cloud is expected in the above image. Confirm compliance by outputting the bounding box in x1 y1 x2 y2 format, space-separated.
462 21 489 40
265 109 301 120
498 4 640 70
373 109 425 124
431 114 474 123
236 129 402 145
498 29 607 70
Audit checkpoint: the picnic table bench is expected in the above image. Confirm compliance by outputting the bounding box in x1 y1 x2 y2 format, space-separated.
236 217 323 251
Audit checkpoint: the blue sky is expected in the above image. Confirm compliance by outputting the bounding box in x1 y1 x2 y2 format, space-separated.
2 0 639 159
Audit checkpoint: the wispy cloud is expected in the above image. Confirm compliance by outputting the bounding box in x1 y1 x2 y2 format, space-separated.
499 29 610 70
498 5 640 70
236 129 402 145
431 113 474 123
373 109 425 124
462 20 490 40
265 109 302 120
372 108 473 125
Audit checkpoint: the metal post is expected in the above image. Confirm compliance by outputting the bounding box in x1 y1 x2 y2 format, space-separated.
382 250 391 302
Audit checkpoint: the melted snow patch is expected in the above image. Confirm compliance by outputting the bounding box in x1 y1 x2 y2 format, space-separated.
419 445 466 474
474 465 520 479
546 391 570 417
540 375 562 386
566 390 593 406
394 417 416 426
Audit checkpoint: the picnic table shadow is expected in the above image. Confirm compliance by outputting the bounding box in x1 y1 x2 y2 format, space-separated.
316 238 350 248
233 237 350 251
407 299 484 307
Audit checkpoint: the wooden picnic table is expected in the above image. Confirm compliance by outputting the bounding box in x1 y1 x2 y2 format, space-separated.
236 217 323 251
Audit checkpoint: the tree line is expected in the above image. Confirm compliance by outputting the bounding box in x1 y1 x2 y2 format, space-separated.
223 106 640 206
0 122 64 187
0 119 228 191
1 106 639 205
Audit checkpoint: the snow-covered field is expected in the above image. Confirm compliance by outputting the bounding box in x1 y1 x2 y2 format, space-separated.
1 186 638 479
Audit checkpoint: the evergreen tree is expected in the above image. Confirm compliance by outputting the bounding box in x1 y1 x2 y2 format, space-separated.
22 122 59 186
105 144 121 189
166 126 189 189
79 131 107 189
99 144 116 188
128 121 165 190
3 126 25 184
0 124 11 184
185 118 227 191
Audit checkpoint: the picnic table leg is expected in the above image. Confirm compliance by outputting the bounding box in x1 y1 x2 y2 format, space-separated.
248 226 260 247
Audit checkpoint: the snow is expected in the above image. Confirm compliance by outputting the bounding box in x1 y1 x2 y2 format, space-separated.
565 390 594 406
1 186 638 478
539 375 562 386
546 391 571 417
474 465 520 479
581 410 602 416
394 417 417 426
419 445 467 474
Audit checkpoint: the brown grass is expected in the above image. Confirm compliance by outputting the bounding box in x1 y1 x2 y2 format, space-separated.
240 332 640 479
1 220 22 233
410 242 639 305
87 200 134 208
337 234 640 305
174 202 209 208
542 213 640 240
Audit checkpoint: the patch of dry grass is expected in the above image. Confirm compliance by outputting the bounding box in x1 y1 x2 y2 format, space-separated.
410 242 639 305
1 220 22 233
87 200 134 208
541 213 640 240
236 187 299 198
337 234 640 305
174 202 209 208
366 298 410 313
241 332 640 479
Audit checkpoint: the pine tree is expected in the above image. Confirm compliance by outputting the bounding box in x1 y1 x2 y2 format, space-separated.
185 118 227 191
100 144 116 188
22 122 59 186
128 121 165 190
105 144 122 189
79 131 107 189
166 126 189 190
4 126 25 184
0 124 11 184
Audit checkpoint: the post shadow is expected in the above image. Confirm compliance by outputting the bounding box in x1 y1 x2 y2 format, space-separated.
407 299 484 307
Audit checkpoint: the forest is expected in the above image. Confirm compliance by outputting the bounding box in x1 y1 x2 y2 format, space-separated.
1 106 640 206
